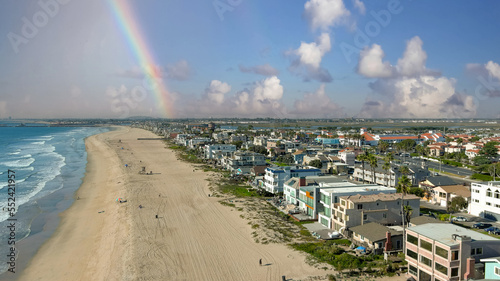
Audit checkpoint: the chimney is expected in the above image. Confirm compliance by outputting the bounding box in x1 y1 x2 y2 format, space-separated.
385 231 393 251
299 177 306 187
464 258 475 280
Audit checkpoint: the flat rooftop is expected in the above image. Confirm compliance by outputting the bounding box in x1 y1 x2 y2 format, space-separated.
320 184 396 195
408 223 500 246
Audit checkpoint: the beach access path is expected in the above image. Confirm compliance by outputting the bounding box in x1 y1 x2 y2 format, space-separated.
18 127 336 281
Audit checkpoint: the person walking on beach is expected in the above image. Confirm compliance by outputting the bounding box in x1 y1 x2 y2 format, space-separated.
259 258 262 266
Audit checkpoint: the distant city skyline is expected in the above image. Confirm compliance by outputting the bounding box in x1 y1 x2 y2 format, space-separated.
1 0 500 119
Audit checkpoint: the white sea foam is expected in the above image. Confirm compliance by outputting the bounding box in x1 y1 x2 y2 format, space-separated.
0 177 26 190
1 157 35 168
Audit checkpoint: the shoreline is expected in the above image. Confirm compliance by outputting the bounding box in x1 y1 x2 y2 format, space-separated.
17 127 130 281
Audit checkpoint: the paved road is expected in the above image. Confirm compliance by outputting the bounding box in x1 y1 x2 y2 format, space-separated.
394 155 474 177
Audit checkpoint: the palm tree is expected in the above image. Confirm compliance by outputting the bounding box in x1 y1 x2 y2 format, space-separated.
368 154 378 184
397 175 412 251
382 161 391 186
378 140 389 154
403 205 413 227
385 153 395 186
357 153 368 183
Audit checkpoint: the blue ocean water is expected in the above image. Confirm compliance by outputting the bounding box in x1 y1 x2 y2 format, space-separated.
0 126 111 276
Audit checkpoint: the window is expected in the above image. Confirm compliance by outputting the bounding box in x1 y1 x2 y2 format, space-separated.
357 204 363 209
451 267 459 277
407 234 418 245
495 266 500 276
407 249 418 260
496 204 500 208
363 214 367 220
474 199 480 203
435 245 448 259
420 240 432 252
420 255 432 267
487 189 492 197
383 213 387 218
495 191 500 199
471 248 483 256
409 264 417 276
419 269 432 281
451 250 459 261
487 202 492 206
360 235 365 241
435 262 448 275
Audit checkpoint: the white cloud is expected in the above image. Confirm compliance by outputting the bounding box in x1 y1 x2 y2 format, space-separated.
396 36 428 77
288 33 333 82
304 0 350 31
292 84 344 118
181 76 286 118
485 61 500 80
352 0 366 14
204 80 231 105
239 63 279 76
357 44 393 78
357 37 477 118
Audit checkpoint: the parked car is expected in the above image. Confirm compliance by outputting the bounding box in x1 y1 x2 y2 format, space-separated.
472 223 492 229
485 226 500 234
452 216 468 222
487 227 500 235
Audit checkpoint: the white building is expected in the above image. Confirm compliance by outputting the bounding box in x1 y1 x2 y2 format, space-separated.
470 181 500 221
283 175 346 206
263 166 320 194
188 138 211 149
339 150 355 166
225 151 266 174
204 144 237 159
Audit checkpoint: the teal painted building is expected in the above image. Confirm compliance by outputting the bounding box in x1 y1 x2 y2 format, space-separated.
481 257 500 280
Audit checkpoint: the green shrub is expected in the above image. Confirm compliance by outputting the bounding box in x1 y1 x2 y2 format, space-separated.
471 173 493 181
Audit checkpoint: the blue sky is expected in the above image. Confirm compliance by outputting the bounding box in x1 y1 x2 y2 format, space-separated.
1 0 500 119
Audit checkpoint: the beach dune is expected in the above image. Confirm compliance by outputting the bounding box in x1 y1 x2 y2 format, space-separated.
19 127 331 281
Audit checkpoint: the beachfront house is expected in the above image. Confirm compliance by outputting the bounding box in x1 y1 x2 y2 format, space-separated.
263 166 320 194
283 175 344 205
332 193 420 232
224 151 266 175
317 184 397 229
480 257 500 280
406 223 500 281
349 222 403 254
204 144 237 160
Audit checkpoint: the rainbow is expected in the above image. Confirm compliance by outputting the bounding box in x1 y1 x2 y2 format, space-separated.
107 0 173 118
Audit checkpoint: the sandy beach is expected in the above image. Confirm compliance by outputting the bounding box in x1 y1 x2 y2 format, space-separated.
18 127 408 281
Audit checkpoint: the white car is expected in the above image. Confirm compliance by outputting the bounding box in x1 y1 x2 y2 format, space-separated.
452 216 468 222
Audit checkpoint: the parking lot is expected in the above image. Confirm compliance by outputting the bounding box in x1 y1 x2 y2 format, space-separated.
419 199 500 236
